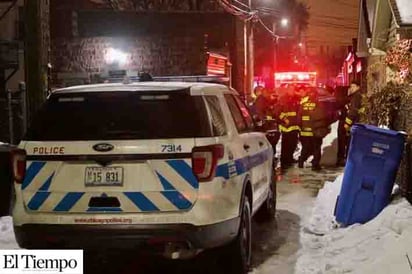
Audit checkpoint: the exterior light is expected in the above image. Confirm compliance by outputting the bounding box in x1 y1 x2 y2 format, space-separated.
281 18 289 27
299 42 303 47
105 48 128 65
297 73 310 80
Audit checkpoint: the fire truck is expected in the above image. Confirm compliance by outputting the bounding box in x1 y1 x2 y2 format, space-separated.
274 72 317 88
274 71 338 121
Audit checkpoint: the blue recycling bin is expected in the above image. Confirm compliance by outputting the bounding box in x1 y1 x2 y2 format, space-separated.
335 124 406 226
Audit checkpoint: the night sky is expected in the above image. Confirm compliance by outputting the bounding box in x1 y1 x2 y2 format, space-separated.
302 0 359 56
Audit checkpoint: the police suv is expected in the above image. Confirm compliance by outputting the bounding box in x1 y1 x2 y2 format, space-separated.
12 82 276 273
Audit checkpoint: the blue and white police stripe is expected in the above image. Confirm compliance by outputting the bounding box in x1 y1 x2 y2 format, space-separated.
22 149 272 213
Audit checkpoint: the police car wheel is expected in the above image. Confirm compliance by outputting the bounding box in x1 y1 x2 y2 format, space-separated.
256 170 277 222
224 198 252 274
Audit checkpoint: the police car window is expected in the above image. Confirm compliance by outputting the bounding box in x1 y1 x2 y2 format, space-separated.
26 91 212 141
233 96 254 130
204 96 227 136
224 95 247 132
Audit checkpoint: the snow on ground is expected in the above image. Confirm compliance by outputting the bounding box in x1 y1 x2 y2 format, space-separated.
251 131 343 274
250 175 316 274
306 174 343 235
276 121 339 167
320 121 338 167
0 216 19 249
296 175 412 274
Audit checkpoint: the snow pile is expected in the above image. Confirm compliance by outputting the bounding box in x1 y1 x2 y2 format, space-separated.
320 121 339 167
306 174 343 235
0 216 19 249
296 175 412 274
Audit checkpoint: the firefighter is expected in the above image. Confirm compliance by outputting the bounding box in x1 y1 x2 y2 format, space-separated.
298 88 332 171
336 86 350 167
252 87 280 150
249 86 267 126
264 89 280 151
276 85 301 169
253 86 269 120
339 80 364 165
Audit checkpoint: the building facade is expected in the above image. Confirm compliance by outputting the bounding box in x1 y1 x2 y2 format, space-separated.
0 0 24 92
357 0 412 94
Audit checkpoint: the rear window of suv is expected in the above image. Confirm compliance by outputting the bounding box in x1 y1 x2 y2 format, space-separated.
26 91 212 141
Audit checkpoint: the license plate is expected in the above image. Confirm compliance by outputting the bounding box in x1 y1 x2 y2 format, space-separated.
85 167 123 186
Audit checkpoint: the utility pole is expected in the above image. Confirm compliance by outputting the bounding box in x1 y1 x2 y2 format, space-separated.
24 0 48 120
273 21 277 73
244 0 254 104
247 0 254 100
243 15 248 103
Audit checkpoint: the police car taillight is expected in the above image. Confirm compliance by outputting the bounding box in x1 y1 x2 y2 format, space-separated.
192 145 224 182
11 149 26 184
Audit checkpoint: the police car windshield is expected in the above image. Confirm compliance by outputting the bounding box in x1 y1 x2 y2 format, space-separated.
26 91 211 141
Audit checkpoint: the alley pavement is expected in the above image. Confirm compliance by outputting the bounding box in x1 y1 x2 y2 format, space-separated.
81 165 343 274
277 165 344 195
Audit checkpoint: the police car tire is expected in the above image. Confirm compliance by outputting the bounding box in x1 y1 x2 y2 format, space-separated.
256 170 277 222
224 198 252 274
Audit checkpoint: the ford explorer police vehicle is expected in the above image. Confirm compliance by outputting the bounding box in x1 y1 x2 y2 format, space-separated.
12 82 276 273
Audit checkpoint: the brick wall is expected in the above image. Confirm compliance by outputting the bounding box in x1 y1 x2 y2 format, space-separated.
55 0 221 12
49 0 245 91
52 35 207 76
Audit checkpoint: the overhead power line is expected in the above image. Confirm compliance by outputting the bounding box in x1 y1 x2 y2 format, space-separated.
232 0 251 10
216 0 295 39
216 0 247 17
257 18 293 40
216 0 256 20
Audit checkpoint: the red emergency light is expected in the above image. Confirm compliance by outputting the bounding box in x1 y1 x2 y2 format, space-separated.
274 72 317 88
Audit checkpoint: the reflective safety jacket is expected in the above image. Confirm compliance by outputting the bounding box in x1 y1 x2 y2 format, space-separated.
344 91 364 128
299 95 331 138
276 94 300 133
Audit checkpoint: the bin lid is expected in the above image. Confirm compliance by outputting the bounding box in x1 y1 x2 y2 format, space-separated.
353 124 407 137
